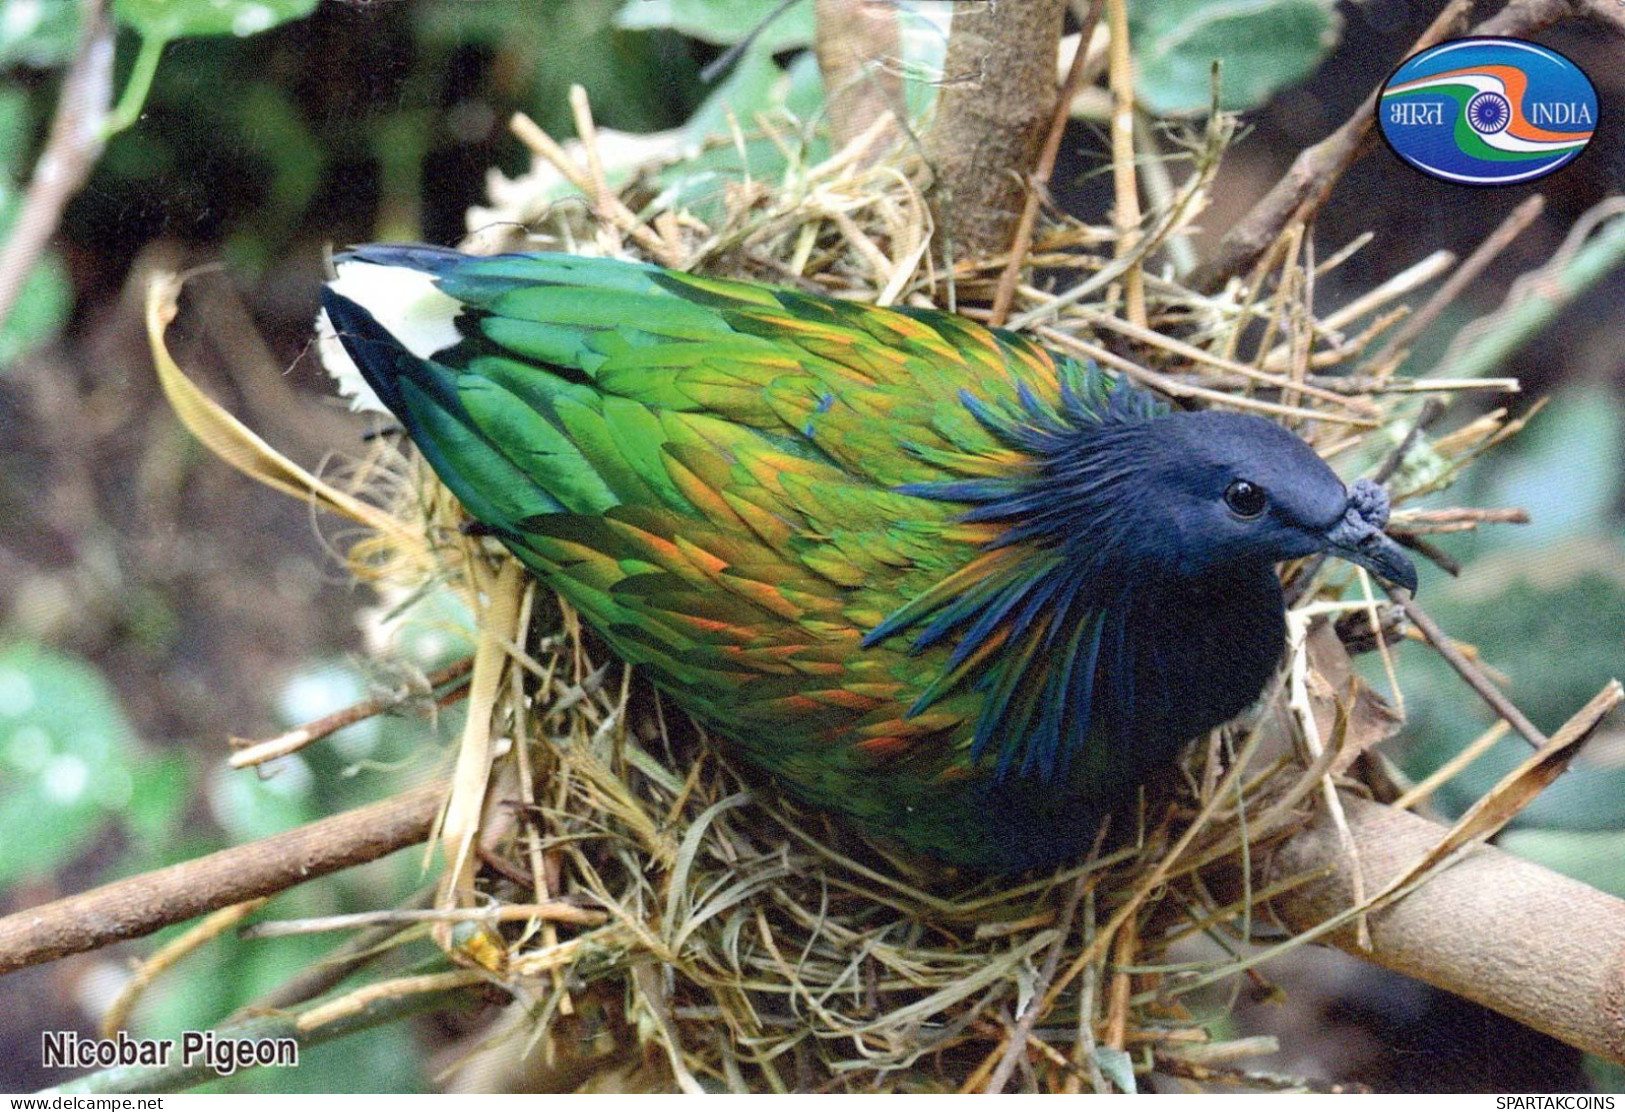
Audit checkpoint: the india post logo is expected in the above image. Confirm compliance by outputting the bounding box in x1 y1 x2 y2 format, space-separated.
1379 38 1595 185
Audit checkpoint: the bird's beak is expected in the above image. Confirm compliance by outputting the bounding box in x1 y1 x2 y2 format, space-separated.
1328 530 1418 594
1324 478 1419 594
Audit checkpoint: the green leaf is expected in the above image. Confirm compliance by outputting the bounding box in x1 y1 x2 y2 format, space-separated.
0 0 82 68
0 247 70 366
616 0 815 52
1094 1046 1138 1093
0 642 143 886
647 47 829 233
1131 0 1340 115
681 38 787 144
419 0 702 139
113 0 318 41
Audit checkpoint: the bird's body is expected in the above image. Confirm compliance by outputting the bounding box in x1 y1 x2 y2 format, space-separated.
321 246 1413 870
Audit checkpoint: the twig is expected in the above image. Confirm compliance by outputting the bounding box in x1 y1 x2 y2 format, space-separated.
230 886 440 1016
0 783 445 975
1036 326 1375 426
1389 507 1530 535
296 968 491 1031
989 1 1101 326
569 85 622 256
1369 194 1547 367
985 873 1091 1092
1190 0 1472 290
229 658 474 768
1156 1058 1365 1093
699 0 802 83
242 901 607 938
1104 0 1144 327
1390 589 1546 750
1102 917 1137 1056
0 0 113 335
1154 370 1518 397
1286 614 1368 947
1071 305 1378 415
1395 533 1461 577
436 559 526 941
1368 376 1521 394
507 109 682 266
1318 251 1456 334
102 899 268 1036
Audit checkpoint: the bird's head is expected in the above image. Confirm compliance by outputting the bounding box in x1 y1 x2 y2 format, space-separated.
907 378 1417 596
1133 411 1418 592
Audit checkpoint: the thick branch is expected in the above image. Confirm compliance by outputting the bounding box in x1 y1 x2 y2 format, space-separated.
814 0 903 154
924 0 1067 260
1257 793 1625 1065
0 783 445 976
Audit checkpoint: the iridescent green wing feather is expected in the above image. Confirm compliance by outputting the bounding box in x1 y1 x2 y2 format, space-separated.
323 248 1126 844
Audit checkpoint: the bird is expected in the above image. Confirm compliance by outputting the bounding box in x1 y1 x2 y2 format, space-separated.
318 245 1416 871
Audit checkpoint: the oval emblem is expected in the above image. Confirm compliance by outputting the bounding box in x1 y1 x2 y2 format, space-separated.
1379 38 1596 185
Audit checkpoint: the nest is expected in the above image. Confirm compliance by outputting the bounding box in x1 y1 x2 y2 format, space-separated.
156 87 1590 1093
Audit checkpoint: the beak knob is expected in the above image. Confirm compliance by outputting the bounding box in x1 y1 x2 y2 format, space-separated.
1326 479 1418 593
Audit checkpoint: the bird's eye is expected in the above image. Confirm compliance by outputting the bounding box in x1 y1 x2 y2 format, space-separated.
1224 479 1268 519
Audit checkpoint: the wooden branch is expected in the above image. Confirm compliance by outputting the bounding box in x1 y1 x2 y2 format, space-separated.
1392 588 1547 750
0 783 445 975
1189 0 1473 292
230 658 473 768
1103 0 1145 326
989 1 1102 326
1482 0 1625 35
924 0 1067 261
1193 0 1625 292
0 0 113 333
813 0 903 154
1258 792 1625 1065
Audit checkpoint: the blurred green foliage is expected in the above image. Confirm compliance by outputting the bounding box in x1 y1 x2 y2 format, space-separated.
0 0 81 69
0 641 189 888
1130 0 1342 114
1381 386 1625 880
113 0 317 41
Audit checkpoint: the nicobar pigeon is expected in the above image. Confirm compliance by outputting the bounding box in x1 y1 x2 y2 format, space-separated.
320 246 1416 871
